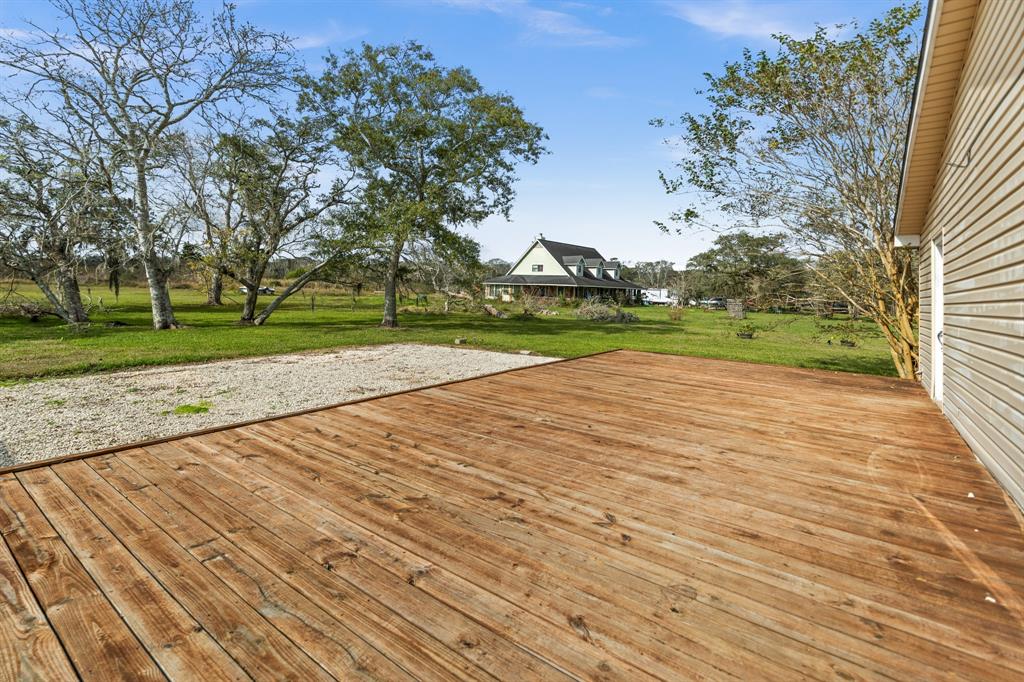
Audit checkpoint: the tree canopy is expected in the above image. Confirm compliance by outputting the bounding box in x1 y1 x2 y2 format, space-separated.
687 231 807 306
0 0 295 329
301 41 547 327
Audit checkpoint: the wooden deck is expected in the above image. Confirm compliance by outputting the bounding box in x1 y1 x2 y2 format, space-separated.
2 350 1023 680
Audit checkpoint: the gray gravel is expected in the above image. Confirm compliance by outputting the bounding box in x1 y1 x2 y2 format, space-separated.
0 344 551 467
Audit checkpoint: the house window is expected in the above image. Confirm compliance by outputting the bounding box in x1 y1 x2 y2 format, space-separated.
576 264 583 275
532 264 543 272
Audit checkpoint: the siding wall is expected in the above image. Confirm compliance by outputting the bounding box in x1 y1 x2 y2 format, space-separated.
919 0 1024 507
509 243 566 276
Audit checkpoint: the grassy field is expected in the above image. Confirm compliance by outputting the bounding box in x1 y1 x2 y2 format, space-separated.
0 283 897 381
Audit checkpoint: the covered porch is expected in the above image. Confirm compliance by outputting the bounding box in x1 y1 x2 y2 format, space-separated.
485 282 643 302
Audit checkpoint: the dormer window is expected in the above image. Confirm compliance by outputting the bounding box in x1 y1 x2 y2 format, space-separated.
576 263 583 276
532 264 543 272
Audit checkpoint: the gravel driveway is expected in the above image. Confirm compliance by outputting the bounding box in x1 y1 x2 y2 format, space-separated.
0 344 551 467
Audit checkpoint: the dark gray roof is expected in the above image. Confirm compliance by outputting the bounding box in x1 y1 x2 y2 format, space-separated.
537 239 604 263
583 257 604 266
484 274 577 286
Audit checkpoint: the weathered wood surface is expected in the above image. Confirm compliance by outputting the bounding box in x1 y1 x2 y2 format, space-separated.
1 350 1022 680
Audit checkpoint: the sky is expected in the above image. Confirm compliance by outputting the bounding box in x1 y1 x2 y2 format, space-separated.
1 0 902 267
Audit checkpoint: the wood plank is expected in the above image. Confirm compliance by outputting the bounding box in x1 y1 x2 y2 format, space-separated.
16 467 248 681
51 460 333 682
236 416 1005 680
125 444 628 681
189 427 779 680
85 453 417 682
0 473 164 681
104 451 494 682
0 493 78 682
297 404 1021 678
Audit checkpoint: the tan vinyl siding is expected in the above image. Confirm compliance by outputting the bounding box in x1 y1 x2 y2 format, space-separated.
918 0 1024 507
920 240 933 392
509 243 565 276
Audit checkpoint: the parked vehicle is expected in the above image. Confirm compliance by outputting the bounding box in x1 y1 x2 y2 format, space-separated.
700 297 726 310
642 288 679 306
239 286 276 295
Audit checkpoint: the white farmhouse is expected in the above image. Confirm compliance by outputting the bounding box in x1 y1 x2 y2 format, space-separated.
484 237 645 302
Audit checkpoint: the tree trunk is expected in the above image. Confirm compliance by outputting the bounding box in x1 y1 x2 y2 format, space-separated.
240 287 260 324
135 167 179 330
141 253 179 330
252 265 325 326
55 267 88 323
28 273 74 323
381 238 403 328
207 269 224 306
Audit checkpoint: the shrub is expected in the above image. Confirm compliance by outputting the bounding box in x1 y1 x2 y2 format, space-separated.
667 306 684 321
517 292 543 317
575 300 638 323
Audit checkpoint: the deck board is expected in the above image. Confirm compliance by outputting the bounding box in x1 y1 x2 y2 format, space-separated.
1 350 1022 680
0 490 78 682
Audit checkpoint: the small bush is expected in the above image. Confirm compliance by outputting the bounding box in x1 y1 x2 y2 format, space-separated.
575 300 638 323
516 292 544 318
667 306 684 321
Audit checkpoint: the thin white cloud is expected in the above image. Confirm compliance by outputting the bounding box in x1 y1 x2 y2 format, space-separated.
439 0 633 47
584 85 621 99
664 1 810 41
0 27 35 41
291 21 367 50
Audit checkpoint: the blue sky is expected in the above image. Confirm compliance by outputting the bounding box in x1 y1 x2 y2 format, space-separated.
1 0 902 267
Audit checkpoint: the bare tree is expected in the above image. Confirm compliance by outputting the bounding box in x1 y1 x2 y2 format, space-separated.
176 128 248 306
0 0 295 329
179 114 354 325
0 116 118 323
407 233 484 312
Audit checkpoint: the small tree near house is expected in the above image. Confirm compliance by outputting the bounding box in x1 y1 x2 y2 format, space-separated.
653 4 921 377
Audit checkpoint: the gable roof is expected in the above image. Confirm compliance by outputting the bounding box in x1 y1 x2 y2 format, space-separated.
895 0 981 236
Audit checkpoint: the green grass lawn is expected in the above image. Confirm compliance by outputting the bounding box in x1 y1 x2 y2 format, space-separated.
0 283 897 381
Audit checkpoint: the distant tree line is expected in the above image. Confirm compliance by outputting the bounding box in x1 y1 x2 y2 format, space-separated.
622 231 822 310
0 0 545 329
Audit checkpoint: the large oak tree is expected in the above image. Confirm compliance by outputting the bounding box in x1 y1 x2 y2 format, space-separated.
178 114 353 325
301 41 546 328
